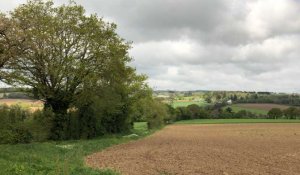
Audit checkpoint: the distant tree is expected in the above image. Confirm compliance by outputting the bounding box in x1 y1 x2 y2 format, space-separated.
187 104 201 119
232 94 238 101
205 96 212 103
235 110 247 119
225 107 233 113
283 107 300 119
176 107 191 120
165 104 176 123
268 108 283 119
216 94 222 100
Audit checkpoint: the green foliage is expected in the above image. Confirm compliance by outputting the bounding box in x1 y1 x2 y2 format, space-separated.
171 100 208 108
187 104 201 119
0 122 149 175
1 0 147 140
175 107 191 120
227 105 268 115
225 107 233 113
237 93 300 106
268 108 283 119
0 105 32 144
283 107 300 119
186 104 210 119
4 92 30 99
175 104 211 120
176 119 300 124
30 109 54 141
145 100 170 129
172 102 300 121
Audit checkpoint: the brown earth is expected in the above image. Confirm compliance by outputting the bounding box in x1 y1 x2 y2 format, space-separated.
86 124 300 175
235 103 291 111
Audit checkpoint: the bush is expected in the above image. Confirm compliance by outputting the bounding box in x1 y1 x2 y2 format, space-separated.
283 107 300 119
146 100 169 129
164 104 176 123
176 107 191 120
0 105 55 144
0 105 32 144
268 108 283 119
29 109 54 142
187 104 201 119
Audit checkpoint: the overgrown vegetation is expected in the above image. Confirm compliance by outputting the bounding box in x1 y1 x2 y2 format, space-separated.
0 122 150 175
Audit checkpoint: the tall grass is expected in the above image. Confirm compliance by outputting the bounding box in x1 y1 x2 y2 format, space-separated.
0 122 149 175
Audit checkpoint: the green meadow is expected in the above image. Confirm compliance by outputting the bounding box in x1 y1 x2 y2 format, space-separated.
172 99 208 108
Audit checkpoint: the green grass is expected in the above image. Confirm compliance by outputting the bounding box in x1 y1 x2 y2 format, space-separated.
172 100 208 108
229 106 268 115
0 122 149 175
176 119 300 124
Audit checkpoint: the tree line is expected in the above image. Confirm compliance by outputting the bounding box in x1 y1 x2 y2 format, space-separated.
170 104 300 122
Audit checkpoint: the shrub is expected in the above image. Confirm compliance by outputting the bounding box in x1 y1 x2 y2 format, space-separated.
164 104 176 123
235 110 247 119
187 104 201 119
0 105 56 144
268 108 283 119
175 107 189 120
29 109 54 142
147 100 169 129
0 105 32 144
283 107 300 119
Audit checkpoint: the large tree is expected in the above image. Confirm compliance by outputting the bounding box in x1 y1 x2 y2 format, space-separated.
0 13 22 70
0 0 143 139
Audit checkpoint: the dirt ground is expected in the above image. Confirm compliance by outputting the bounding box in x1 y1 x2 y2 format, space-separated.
235 103 291 111
86 124 300 175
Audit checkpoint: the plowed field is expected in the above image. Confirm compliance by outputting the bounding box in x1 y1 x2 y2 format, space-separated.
86 124 300 175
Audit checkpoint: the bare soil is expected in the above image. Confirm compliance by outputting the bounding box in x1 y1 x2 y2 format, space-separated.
235 103 291 111
86 124 300 175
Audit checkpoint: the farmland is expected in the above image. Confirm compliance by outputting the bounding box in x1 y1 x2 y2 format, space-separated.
171 99 208 108
0 99 43 111
1 1 300 175
86 123 300 175
225 103 292 115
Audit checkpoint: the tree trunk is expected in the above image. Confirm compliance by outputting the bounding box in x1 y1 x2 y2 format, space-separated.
45 98 70 140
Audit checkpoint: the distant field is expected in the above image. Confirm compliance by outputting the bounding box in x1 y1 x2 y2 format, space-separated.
0 99 43 111
225 103 292 115
172 99 208 108
176 119 300 124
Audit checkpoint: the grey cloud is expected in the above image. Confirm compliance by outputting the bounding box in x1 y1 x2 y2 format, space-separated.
1 0 300 92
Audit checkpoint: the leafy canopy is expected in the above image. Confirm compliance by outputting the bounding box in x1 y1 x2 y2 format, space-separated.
0 0 138 113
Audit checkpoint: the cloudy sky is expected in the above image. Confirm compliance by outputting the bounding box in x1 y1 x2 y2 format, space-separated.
1 0 300 92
